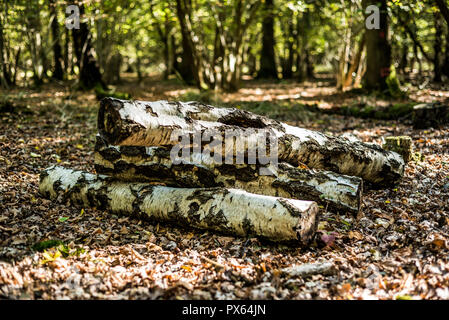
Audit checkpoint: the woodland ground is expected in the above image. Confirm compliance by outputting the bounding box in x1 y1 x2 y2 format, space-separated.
0 75 449 300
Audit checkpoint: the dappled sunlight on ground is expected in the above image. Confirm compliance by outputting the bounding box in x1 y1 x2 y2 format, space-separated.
1 78 449 299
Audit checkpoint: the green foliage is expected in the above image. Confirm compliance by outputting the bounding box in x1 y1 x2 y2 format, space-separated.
32 240 64 252
225 101 318 122
382 136 413 162
0 0 447 91
336 102 414 120
95 84 131 100
33 240 86 262
180 90 221 104
386 66 405 98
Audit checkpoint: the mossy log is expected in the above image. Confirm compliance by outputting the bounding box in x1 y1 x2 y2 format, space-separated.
382 136 412 163
94 135 362 215
412 103 449 129
97 98 405 186
321 103 414 120
39 166 320 244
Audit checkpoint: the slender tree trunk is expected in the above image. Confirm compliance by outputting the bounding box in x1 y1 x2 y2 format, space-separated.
296 9 314 81
72 3 104 89
303 9 314 79
363 0 391 91
436 0 449 26
344 34 366 88
135 43 143 82
337 15 352 91
175 0 202 87
49 0 63 80
282 16 294 79
64 27 69 75
149 2 172 80
12 47 20 85
212 26 223 88
104 53 121 84
398 39 408 74
443 31 449 77
434 11 443 82
257 0 278 79
412 42 422 74
0 13 10 88
295 16 304 81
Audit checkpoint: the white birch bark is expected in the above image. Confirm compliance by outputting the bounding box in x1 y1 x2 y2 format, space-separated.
94 135 362 215
98 98 405 186
39 166 320 243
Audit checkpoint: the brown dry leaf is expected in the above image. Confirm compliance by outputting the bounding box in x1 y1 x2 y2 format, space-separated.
120 226 129 235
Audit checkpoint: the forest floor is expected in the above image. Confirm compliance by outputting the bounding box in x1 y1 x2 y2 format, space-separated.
0 76 449 300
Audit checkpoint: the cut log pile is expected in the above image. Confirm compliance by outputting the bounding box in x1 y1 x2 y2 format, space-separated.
39 98 406 244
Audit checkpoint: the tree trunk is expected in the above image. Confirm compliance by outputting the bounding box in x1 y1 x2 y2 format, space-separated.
337 17 352 91
64 27 70 75
281 14 294 79
296 9 314 81
25 2 44 86
94 135 362 215
72 3 104 89
412 103 449 129
0 13 10 88
343 34 366 88
398 38 408 75
40 166 320 244
98 98 405 186
363 0 391 91
49 0 63 80
295 15 304 81
434 11 443 82
436 0 449 26
12 47 20 85
443 31 449 78
175 0 202 88
257 0 278 79
438 0 449 77
104 52 121 84
303 9 314 79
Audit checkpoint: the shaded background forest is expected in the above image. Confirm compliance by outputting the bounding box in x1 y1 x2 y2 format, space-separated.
1 0 449 95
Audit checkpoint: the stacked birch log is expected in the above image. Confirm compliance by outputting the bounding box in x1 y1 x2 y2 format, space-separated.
39 98 405 244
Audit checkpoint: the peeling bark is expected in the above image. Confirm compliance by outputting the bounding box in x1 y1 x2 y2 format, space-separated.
94 135 362 215
39 166 320 244
98 98 405 186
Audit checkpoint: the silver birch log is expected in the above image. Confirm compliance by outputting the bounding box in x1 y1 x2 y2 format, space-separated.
94 135 362 215
39 166 320 243
97 98 405 186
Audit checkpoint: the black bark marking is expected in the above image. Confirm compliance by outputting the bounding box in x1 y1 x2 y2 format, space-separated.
242 217 256 236
278 199 303 218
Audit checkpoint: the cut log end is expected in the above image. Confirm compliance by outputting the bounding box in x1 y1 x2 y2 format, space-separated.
98 98 130 145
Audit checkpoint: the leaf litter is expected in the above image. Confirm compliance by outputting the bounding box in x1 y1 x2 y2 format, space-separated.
0 81 448 300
